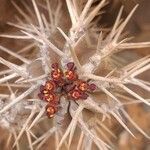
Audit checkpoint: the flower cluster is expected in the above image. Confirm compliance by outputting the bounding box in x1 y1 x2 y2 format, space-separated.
38 62 96 118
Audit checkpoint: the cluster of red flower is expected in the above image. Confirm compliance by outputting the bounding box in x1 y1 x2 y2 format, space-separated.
38 62 96 118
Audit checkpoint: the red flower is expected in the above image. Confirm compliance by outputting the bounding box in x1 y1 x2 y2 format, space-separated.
46 103 58 118
51 69 63 81
67 62 75 70
38 62 97 118
78 81 88 92
68 90 82 100
65 70 78 81
88 83 97 91
44 92 56 102
45 80 56 91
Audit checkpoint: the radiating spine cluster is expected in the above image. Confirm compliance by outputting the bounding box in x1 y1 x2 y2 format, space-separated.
0 0 149 149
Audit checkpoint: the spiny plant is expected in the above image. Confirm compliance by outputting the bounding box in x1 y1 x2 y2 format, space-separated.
0 0 149 150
